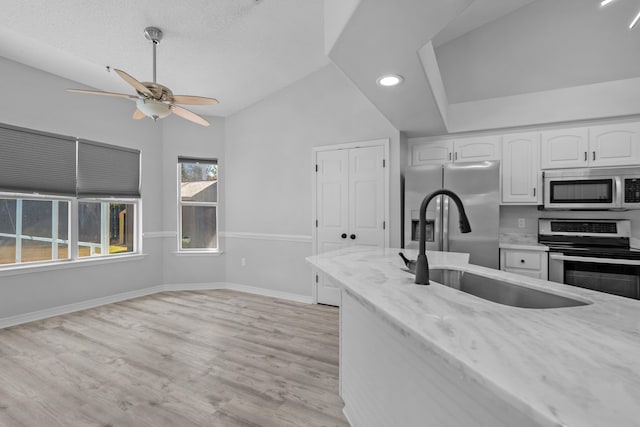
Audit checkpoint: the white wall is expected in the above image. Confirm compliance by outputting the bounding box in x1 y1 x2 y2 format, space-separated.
0 56 164 318
0 57 401 319
224 63 400 297
161 115 226 286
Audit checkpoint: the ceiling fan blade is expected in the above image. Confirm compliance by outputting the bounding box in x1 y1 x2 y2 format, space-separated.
133 109 146 120
171 95 219 105
114 69 153 97
170 105 210 127
68 89 137 99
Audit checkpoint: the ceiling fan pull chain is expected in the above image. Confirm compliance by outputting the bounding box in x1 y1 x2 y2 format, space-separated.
152 40 157 84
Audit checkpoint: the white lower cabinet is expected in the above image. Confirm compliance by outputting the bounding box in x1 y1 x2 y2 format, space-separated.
500 248 548 280
340 290 541 427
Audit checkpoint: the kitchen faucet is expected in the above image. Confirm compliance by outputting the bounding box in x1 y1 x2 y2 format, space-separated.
402 189 472 285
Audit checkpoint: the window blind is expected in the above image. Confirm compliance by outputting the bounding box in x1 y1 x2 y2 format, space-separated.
0 123 77 196
77 139 141 198
178 157 217 165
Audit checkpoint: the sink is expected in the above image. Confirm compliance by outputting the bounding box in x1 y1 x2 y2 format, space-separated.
429 269 591 309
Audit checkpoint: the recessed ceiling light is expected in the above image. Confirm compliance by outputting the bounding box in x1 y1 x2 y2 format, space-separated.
377 74 404 87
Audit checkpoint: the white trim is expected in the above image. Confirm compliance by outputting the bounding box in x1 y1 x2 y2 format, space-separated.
0 285 164 329
0 282 313 329
171 251 224 257
143 231 177 238
312 138 390 152
0 253 147 277
221 231 312 243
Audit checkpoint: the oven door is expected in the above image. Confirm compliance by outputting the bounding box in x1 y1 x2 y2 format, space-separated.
549 252 640 299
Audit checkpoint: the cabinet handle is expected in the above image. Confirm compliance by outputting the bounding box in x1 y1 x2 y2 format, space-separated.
350 234 356 240
454 152 458 161
593 151 596 161
448 152 452 161
520 259 525 264
341 233 347 239
533 187 536 197
584 151 587 161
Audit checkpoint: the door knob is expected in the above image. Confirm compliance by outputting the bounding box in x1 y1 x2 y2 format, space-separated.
341 233 347 239
350 234 356 240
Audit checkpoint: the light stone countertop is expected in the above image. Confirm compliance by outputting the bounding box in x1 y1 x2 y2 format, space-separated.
307 246 640 427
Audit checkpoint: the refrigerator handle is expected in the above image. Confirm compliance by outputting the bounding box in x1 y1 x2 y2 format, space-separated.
435 196 442 250
442 196 449 252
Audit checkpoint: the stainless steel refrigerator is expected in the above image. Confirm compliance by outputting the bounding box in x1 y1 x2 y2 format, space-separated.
404 161 500 269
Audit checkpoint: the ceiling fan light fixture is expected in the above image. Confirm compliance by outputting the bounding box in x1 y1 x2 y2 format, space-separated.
136 98 171 121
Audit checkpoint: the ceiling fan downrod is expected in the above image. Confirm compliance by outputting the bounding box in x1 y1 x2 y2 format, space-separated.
144 27 163 84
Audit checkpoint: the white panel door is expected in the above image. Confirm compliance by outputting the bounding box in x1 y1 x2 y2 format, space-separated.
590 123 640 167
540 128 589 169
348 146 385 247
315 145 386 306
501 133 541 204
316 149 349 306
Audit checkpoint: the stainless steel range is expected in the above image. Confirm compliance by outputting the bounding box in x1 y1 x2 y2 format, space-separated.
539 219 640 300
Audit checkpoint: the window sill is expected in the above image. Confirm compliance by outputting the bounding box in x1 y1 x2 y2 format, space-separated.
0 253 148 277
173 251 224 257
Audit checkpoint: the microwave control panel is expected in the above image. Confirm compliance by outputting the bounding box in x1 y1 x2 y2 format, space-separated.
624 178 640 203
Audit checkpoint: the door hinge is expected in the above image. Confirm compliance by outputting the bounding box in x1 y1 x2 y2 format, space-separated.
315 274 319 283
382 159 386 168
315 219 318 227
383 221 386 230
315 164 318 172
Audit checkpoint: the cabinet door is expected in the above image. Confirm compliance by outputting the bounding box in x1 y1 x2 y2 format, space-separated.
453 136 501 163
500 249 548 280
501 133 541 204
540 128 589 169
410 140 451 166
589 123 640 167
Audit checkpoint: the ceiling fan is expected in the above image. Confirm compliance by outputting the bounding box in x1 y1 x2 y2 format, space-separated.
68 27 218 127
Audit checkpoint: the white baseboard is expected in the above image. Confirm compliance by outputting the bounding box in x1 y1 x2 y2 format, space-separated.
0 282 313 329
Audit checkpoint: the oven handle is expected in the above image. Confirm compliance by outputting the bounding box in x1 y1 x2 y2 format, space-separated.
549 253 640 266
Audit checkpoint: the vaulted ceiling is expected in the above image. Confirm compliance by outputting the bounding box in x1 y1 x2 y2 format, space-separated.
2 1 640 135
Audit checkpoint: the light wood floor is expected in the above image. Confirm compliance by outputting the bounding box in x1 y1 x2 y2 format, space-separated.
0 290 348 426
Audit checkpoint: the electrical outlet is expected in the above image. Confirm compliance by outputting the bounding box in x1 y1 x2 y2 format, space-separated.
241 257 246 266
517 218 526 229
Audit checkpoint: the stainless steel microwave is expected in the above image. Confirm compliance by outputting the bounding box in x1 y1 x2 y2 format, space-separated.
543 166 640 210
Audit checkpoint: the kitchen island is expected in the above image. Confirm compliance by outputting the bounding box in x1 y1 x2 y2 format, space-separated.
307 246 640 427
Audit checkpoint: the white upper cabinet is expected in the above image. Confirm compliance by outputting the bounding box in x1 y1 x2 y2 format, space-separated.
540 128 589 169
454 136 501 163
409 136 500 167
410 140 450 165
541 122 640 169
589 123 640 167
501 132 541 204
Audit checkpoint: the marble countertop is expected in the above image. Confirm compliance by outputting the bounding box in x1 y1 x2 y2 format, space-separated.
307 246 640 427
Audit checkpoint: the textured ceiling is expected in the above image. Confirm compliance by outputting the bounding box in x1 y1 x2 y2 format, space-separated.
0 0 329 117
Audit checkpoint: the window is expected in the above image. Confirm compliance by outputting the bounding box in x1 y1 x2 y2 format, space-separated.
78 201 136 257
178 158 218 251
0 122 141 268
0 197 70 265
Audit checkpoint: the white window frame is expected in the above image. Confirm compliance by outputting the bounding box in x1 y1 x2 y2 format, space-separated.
0 192 141 269
177 159 219 253
77 197 141 259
